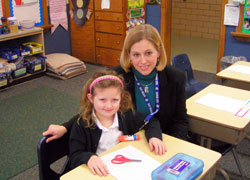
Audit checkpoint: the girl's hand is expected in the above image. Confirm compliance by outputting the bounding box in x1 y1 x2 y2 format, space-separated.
42 124 67 143
87 155 109 177
149 137 167 155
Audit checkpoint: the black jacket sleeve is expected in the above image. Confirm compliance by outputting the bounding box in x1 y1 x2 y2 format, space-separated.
68 118 101 170
62 115 76 133
166 68 189 140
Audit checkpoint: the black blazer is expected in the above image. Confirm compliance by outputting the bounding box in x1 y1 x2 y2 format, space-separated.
114 65 189 140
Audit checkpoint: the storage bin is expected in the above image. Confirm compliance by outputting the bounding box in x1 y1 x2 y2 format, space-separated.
25 55 46 73
19 19 35 30
151 153 204 180
22 42 43 55
14 46 31 57
0 48 19 61
11 62 27 79
0 71 11 87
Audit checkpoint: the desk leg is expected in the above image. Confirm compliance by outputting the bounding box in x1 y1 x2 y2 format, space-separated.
231 147 246 180
200 136 212 149
200 136 231 180
217 167 230 180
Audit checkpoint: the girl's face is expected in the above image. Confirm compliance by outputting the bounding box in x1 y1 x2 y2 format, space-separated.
129 39 160 76
88 86 121 121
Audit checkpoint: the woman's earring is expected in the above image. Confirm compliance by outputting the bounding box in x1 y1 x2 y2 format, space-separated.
156 57 160 66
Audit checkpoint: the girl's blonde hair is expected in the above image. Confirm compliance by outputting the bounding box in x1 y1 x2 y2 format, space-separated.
120 24 167 72
78 69 134 128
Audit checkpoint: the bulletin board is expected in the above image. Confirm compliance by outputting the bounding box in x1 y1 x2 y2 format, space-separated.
0 0 49 28
9 0 43 26
217 0 250 73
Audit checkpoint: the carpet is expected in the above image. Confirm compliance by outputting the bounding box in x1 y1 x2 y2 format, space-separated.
0 86 79 180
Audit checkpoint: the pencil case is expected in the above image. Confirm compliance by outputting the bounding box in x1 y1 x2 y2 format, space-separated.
151 153 204 180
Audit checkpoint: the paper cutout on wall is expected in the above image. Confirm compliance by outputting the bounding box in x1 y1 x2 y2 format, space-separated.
49 0 68 34
71 0 90 26
10 0 43 26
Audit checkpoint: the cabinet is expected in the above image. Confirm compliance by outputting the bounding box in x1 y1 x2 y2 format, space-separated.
94 0 128 66
0 27 45 88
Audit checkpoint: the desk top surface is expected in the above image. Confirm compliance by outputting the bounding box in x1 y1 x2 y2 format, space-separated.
186 84 250 130
60 131 221 180
216 61 250 83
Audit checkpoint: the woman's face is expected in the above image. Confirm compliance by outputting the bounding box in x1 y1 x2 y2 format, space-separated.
129 39 160 76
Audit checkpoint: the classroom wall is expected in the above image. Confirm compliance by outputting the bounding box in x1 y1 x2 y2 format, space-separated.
46 2 249 63
172 0 221 40
224 26 250 60
43 5 71 55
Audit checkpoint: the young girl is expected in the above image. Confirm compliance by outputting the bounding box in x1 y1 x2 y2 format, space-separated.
68 69 166 177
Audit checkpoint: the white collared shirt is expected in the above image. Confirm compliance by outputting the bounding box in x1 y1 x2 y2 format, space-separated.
92 111 123 155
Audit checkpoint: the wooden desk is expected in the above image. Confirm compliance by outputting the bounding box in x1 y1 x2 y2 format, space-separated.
216 61 250 90
60 131 221 180
186 84 250 145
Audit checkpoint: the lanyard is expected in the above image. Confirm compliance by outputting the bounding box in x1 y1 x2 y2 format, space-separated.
134 72 160 129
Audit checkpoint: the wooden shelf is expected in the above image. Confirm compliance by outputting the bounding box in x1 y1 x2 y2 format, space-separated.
231 32 250 42
0 27 46 89
0 27 43 42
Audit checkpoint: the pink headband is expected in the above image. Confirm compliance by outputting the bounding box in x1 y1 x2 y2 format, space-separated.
89 75 124 93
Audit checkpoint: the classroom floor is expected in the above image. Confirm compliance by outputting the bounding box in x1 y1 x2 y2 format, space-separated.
171 34 219 74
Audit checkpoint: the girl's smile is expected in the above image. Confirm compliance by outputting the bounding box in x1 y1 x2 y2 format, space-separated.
88 86 121 126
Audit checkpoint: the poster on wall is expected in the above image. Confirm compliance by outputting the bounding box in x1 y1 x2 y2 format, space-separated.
9 0 43 26
127 0 145 33
242 0 250 33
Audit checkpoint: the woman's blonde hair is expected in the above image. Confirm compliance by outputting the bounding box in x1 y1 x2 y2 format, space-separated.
120 24 167 72
78 69 134 128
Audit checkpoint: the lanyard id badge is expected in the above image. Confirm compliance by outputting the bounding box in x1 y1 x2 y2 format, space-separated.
134 73 160 130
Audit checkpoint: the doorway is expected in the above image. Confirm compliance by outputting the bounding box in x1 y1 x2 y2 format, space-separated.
170 0 221 74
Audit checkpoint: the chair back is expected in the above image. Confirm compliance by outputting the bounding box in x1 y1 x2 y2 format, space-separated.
172 53 195 85
37 132 70 180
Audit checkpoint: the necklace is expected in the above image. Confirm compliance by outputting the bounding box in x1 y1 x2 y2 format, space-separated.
139 80 154 93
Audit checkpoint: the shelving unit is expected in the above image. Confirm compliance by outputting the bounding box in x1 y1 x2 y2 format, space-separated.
0 27 46 89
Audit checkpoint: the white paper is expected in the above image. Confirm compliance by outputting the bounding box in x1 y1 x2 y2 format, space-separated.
101 145 161 180
195 93 245 113
228 65 250 75
224 4 240 26
101 0 110 9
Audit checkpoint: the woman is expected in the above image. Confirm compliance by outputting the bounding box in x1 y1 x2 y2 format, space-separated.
43 24 190 142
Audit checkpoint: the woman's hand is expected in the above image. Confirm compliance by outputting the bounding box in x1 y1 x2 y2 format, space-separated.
149 137 167 155
87 155 109 177
42 124 67 143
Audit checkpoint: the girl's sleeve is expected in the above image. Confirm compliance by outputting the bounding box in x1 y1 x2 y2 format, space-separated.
62 115 78 133
68 120 96 170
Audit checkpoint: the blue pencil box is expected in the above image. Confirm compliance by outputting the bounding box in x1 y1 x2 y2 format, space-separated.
151 153 204 180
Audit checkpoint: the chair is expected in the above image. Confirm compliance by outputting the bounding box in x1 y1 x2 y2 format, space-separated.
37 132 70 180
172 53 208 98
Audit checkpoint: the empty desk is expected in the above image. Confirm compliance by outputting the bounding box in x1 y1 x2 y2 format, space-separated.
216 61 250 90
